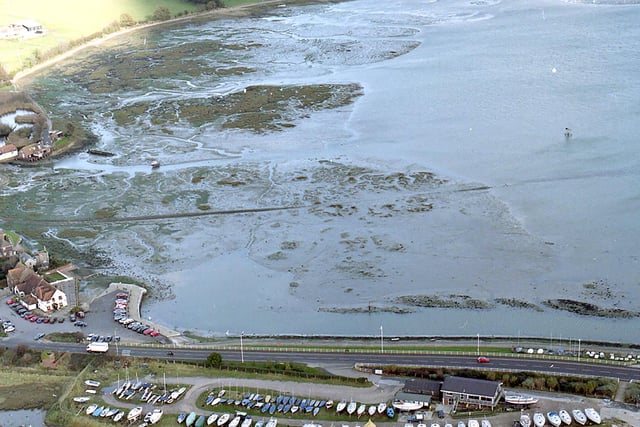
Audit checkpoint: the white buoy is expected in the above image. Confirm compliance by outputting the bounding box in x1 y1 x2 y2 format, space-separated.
552 67 557 73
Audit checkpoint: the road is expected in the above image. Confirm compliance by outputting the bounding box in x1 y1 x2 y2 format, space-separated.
19 341 640 382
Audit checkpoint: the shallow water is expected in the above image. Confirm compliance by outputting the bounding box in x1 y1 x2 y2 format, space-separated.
4 0 640 342
0 409 47 427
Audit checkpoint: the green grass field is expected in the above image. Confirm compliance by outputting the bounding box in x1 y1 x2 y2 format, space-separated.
0 0 200 73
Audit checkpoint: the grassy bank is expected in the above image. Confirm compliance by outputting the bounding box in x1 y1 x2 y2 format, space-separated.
0 0 200 73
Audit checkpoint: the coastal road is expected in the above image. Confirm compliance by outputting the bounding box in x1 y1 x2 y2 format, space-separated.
20 341 640 382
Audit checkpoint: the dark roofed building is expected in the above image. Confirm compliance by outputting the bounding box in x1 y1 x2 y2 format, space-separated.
403 378 442 400
441 376 503 410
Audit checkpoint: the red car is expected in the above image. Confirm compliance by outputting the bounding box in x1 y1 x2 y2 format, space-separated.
6 299 15 305
477 356 491 363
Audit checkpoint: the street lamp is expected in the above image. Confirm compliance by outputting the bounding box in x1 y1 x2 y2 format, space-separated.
240 331 245 363
380 325 384 354
477 333 480 356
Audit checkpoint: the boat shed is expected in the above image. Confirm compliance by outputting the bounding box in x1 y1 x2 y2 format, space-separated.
403 378 442 400
440 376 503 410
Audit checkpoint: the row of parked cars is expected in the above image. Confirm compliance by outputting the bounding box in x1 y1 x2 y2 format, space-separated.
112 292 161 338
6 299 65 325
1 318 15 333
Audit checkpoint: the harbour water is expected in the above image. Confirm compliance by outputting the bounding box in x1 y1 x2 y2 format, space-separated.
3 0 640 341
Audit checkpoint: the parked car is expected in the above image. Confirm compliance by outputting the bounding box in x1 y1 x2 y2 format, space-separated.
74 320 87 327
437 410 445 419
34 332 45 340
6 299 14 305
76 311 85 318
69 314 76 322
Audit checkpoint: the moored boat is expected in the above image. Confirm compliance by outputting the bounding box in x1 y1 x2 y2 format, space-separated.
392 400 424 412
217 413 231 426
266 418 277 427
149 408 163 424
84 379 101 388
92 406 104 417
519 414 531 427
228 416 242 427
457 422 466 427
377 402 387 414
386 407 395 418
195 415 207 427
207 413 219 425
347 401 357 415
368 405 377 416
505 395 539 405
533 413 545 427
113 411 125 422
313 407 320 416
127 406 143 422
326 400 334 409
558 410 571 425
241 417 253 427
481 420 491 427
85 403 98 415
177 413 187 424
584 408 601 424
547 411 561 427
571 409 587 425
185 411 197 427
468 421 479 427
357 404 366 417
73 396 91 403
336 400 347 413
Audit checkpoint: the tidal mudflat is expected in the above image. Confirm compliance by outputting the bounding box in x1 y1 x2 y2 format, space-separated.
3 0 640 341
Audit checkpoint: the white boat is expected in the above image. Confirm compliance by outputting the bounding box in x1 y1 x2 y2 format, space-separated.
505 395 539 405
357 404 366 417
368 405 377 416
458 422 466 427
429 424 439 427
207 413 219 425
149 409 163 424
218 389 226 397
85 404 98 415
127 407 143 421
217 413 231 426
266 418 277 427
481 421 491 427
229 416 242 427
73 396 90 403
445 424 453 427
85 389 96 394
392 400 424 411
584 408 601 424
547 411 561 427
113 411 125 422
212 397 222 406
558 410 572 425
468 421 479 427
336 400 347 412
241 418 252 427
326 400 334 409
347 401 357 415
377 402 387 414
84 380 101 388
571 409 587 425
520 414 531 427
533 413 545 427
